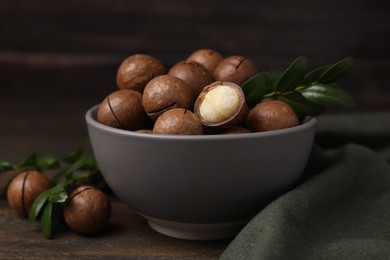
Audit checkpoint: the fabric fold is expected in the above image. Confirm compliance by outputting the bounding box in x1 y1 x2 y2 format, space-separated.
221 112 390 260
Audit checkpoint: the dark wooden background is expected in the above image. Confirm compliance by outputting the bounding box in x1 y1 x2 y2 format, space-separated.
0 0 389 163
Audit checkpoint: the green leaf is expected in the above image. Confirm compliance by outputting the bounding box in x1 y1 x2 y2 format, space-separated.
302 65 331 84
41 201 53 239
18 154 37 169
245 85 267 108
77 155 97 171
29 190 50 222
266 68 285 93
65 157 86 174
299 84 355 108
268 68 285 83
277 92 325 116
275 56 309 92
49 191 68 203
37 155 60 171
64 154 97 175
0 160 13 171
50 177 72 194
241 72 269 107
316 57 354 84
63 148 83 164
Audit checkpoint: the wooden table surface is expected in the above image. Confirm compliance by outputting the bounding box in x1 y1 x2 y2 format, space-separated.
0 198 229 259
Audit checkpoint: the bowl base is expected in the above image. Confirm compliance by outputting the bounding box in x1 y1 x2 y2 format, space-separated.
140 214 250 240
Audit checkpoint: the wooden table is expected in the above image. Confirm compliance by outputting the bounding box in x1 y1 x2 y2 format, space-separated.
0 198 229 259
0 96 230 259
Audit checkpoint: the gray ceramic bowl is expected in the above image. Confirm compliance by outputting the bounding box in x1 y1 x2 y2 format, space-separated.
86 105 317 240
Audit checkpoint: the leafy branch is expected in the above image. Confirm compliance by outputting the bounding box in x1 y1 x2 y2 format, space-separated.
1 149 104 238
241 57 355 116
0 153 60 172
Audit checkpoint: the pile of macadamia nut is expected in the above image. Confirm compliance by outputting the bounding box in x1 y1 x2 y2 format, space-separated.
97 49 299 135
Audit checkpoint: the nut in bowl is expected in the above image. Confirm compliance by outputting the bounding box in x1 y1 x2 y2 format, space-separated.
86 105 317 240
85 49 356 240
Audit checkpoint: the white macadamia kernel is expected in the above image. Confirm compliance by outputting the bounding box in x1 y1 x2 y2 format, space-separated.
199 85 240 123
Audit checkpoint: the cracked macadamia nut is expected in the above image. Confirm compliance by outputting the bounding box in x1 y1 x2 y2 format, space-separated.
142 75 194 121
213 55 258 85
186 49 224 75
64 185 111 235
116 54 166 92
246 100 299 132
194 82 248 129
7 171 51 217
153 108 203 135
168 61 214 96
97 89 149 131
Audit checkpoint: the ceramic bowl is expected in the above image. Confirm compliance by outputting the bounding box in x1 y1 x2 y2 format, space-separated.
85 105 317 240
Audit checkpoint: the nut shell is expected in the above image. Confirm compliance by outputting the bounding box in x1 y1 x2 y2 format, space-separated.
246 100 299 132
142 75 194 121
7 171 51 217
153 108 203 135
186 49 224 76
220 126 252 135
213 55 257 85
136 129 153 134
64 185 111 234
194 81 248 129
116 54 166 92
168 61 214 96
97 89 149 131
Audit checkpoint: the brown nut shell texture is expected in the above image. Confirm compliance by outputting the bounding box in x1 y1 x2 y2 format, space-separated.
64 185 111 235
97 89 148 131
186 49 224 75
153 108 203 135
213 55 258 85
7 171 51 217
116 54 166 92
168 61 214 97
246 100 299 132
220 126 252 135
142 75 194 121
194 81 249 129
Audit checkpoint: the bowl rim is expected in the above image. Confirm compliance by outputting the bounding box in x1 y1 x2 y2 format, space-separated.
86 104 317 141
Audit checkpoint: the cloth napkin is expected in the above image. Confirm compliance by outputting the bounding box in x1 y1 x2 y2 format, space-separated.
221 111 390 260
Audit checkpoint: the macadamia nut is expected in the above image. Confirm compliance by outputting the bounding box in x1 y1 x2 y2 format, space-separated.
153 108 203 135
7 171 51 217
246 100 298 132
142 75 194 121
168 61 213 96
194 81 248 129
116 54 166 92
186 49 224 75
64 185 111 235
199 85 241 123
97 89 149 131
213 55 258 85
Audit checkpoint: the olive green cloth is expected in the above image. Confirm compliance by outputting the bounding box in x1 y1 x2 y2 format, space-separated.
221 111 390 260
